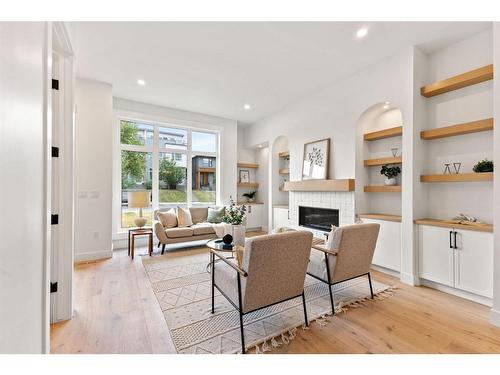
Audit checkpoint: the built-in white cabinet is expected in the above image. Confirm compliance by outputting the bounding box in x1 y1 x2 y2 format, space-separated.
245 204 263 230
273 206 290 229
418 225 493 298
362 218 401 272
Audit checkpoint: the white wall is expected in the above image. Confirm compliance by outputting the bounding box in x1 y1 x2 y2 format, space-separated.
245 49 415 182
74 79 113 261
491 22 500 327
0 22 51 353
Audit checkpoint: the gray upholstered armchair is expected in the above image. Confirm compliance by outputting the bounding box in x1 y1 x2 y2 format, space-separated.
210 230 313 354
307 223 380 315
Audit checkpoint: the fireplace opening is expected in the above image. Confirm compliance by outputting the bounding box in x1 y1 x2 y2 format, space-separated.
298 206 339 232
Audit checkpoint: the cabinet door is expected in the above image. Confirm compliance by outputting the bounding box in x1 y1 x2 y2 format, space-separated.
273 207 289 229
245 205 263 229
454 229 493 298
364 219 401 272
418 225 454 287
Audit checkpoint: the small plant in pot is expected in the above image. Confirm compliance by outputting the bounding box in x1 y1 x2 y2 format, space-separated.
473 159 493 173
380 165 401 186
242 191 257 203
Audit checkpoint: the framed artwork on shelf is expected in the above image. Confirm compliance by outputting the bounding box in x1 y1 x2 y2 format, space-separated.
239 169 250 183
302 138 330 180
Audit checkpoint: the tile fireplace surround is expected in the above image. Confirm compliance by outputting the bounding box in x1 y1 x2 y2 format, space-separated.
289 191 355 237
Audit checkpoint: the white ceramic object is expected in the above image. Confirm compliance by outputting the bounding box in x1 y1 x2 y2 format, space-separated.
232 224 246 246
384 177 397 186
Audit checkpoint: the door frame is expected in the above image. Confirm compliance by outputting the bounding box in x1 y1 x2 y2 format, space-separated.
49 22 75 325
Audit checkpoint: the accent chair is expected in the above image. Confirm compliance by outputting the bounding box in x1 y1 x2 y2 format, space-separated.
210 230 313 353
307 223 380 315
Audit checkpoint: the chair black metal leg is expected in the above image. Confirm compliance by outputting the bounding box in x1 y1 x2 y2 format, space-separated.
161 244 166 255
324 252 335 315
157 241 160 248
368 273 374 299
301 291 308 327
237 274 245 354
211 252 215 314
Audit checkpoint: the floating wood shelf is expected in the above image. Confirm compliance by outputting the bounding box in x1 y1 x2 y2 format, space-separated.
363 126 403 141
237 182 259 188
279 168 290 174
414 218 493 233
364 185 401 193
420 172 493 183
358 213 402 222
364 156 402 167
237 162 259 169
278 151 290 157
421 118 493 140
237 201 264 205
284 179 355 192
420 64 493 98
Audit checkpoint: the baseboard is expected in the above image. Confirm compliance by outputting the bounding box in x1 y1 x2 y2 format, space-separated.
400 272 420 286
490 309 500 327
371 264 400 279
420 279 492 307
74 250 113 263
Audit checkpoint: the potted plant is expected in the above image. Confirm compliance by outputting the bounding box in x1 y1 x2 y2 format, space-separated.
380 165 401 186
473 159 493 173
242 191 257 203
222 198 247 246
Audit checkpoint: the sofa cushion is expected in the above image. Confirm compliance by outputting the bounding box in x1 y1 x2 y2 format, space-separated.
207 206 225 223
157 208 178 228
165 227 194 238
192 223 216 236
189 207 209 224
177 206 193 227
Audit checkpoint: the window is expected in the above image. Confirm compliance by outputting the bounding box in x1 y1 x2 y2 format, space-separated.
159 152 187 207
119 120 218 229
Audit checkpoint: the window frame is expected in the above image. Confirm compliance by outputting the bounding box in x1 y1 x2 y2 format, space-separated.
114 114 220 234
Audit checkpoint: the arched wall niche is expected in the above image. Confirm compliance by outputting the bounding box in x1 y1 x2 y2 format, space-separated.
355 102 403 216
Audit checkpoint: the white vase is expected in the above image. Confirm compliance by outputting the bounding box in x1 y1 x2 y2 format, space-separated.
232 224 246 247
384 177 397 186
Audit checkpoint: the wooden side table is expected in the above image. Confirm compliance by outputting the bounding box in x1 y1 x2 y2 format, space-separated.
128 228 153 260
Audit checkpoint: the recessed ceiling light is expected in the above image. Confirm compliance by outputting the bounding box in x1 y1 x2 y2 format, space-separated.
356 27 368 39
137 79 146 86
258 144 263 148
383 101 390 110
244 104 251 110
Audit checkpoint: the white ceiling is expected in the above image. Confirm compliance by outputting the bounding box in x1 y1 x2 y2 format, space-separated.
71 22 490 124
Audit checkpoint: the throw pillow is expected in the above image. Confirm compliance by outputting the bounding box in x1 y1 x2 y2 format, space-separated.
177 206 193 227
325 225 343 251
207 206 225 223
157 208 177 228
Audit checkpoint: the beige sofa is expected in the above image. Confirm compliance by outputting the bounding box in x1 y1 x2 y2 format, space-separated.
153 207 219 254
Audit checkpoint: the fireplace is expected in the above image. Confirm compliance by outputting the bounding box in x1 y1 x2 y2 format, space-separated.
298 206 339 232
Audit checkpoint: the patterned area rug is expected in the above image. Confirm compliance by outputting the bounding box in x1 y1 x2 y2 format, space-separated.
142 245 394 354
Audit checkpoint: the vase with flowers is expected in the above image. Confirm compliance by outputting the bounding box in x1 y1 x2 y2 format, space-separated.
222 197 247 246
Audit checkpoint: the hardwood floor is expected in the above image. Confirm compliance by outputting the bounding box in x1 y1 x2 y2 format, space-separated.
51 239 500 354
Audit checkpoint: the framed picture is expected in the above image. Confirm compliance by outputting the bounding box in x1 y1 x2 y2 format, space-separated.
239 169 250 183
302 138 330 180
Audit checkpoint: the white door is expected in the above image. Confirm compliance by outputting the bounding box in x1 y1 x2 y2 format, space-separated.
418 225 454 287
273 207 289 229
364 219 401 272
454 229 493 298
